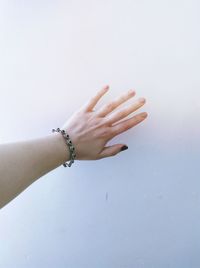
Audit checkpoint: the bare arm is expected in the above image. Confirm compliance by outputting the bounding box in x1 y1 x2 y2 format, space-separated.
0 85 148 209
0 132 70 208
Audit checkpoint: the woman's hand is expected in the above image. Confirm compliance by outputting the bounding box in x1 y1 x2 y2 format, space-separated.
0 85 147 208
61 85 148 161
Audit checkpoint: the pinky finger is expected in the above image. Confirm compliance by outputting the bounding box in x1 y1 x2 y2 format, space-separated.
111 112 148 136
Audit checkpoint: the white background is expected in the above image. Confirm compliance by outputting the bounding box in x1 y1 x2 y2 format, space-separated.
0 1 200 267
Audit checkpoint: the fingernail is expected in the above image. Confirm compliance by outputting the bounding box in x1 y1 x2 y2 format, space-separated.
141 112 148 118
128 89 135 95
121 145 128 151
138 97 146 103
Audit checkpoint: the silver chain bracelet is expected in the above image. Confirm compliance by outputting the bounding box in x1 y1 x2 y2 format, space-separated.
52 127 76 167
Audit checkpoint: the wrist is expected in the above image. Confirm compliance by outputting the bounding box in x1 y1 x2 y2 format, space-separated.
48 132 70 167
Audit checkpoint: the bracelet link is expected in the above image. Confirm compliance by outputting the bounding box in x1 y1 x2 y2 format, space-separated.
51 127 76 168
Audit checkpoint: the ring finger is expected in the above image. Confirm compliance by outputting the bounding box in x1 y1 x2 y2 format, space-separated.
104 97 146 125
96 89 136 117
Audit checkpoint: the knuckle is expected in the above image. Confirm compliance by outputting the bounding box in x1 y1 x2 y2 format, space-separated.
101 128 110 138
88 95 97 104
114 123 129 134
124 122 132 131
111 126 121 136
93 118 107 128
90 96 96 103
100 117 110 126
134 115 142 124
107 101 115 110
109 127 118 136
117 110 126 118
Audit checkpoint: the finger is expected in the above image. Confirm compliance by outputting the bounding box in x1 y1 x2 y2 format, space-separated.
111 112 148 137
82 85 110 112
98 144 127 159
105 97 146 125
96 89 136 117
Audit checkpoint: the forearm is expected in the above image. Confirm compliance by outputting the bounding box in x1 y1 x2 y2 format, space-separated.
0 132 70 209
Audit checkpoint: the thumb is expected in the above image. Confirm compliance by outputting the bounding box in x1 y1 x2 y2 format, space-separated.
98 144 128 159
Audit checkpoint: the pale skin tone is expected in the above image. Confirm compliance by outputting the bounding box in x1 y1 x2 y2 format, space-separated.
0 85 147 209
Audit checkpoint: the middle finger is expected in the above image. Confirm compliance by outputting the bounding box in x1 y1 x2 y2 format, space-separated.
104 97 146 125
96 89 136 117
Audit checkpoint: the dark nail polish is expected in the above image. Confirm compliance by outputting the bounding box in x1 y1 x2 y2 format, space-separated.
121 145 128 151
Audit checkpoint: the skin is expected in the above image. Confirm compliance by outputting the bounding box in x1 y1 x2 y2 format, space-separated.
0 85 147 209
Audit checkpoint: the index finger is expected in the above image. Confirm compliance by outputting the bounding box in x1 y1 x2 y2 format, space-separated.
82 85 109 112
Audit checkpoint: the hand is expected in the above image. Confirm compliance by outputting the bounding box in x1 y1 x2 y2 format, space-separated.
61 85 148 160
